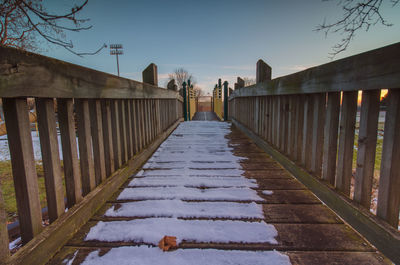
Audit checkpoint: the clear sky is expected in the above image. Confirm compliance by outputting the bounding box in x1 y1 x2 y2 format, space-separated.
44 0 400 95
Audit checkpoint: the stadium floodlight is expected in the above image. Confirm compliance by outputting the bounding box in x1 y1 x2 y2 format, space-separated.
110 44 123 76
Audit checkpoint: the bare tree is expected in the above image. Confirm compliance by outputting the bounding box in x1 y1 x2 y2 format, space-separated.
0 0 106 56
316 0 399 57
168 68 194 89
243 77 256 86
193 86 204 98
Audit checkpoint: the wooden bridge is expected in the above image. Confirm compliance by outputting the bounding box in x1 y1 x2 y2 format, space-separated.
0 43 399 264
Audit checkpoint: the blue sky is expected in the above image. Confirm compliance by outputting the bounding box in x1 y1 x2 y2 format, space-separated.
44 0 400 94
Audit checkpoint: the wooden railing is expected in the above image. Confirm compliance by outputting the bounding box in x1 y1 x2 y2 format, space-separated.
228 42 400 263
0 47 183 263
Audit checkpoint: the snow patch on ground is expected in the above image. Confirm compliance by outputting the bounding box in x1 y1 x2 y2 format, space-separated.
85 218 278 244
262 190 274 195
105 200 264 219
117 187 263 201
80 246 291 265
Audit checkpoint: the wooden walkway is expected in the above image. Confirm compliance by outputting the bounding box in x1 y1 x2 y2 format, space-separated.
49 117 390 264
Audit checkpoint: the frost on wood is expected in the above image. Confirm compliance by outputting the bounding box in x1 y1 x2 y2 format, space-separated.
84 121 290 264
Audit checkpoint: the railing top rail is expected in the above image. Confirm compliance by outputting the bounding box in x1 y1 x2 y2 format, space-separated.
230 42 400 99
0 47 181 100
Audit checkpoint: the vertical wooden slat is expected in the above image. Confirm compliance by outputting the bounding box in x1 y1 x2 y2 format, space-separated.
110 100 121 168
133 100 142 153
89 99 106 186
301 95 314 170
310 93 326 176
0 182 9 261
322 92 341 185
294 96 304 161
354 90 380 208
75 99 95 196
127 100 135 157
139 100 146 148
377 89 400 227
124 100 132 159
58 99 82 207
267 97 273 143
336 91 358 196
3 98 42 243
100 100 115 177
288 96 297 158
282 96 289 153
119 100 127 165
36 98 65 222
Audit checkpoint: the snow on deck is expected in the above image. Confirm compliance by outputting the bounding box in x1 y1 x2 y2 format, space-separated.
80 121 291 264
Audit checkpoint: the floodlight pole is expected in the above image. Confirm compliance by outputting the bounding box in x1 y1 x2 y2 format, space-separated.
110 44 123 77
116 53 120 77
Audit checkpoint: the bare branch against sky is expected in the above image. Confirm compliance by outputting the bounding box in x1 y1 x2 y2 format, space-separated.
0 0 106 56
316 0 399 58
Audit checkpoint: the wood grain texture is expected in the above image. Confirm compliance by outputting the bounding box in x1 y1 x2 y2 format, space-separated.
110 100 122 169
58 98 82 207
321 92 340 185
336 91 358 196
229 42 400 98
354 89 380 208
310 93 325 176
89 99 106 186
0 47 181 100
100 100 115 177
36 98 65 222
377 89 400 227
0 185 9 262
3 98 42 244
75 99 95 196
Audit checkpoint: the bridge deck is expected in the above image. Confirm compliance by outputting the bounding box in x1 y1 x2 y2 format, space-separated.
49 118 389 264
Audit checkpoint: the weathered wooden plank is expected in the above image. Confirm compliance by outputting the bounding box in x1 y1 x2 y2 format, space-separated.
36 98 65 222
294 95 304 162
100 100 115 177
126 100 133 158
377 89 400 227
75 99 96 196
287 96 296 158
3 98 42 243
89 99 106 186
354 89 380 208
0 47 181 100
136 100 144 151
132 100 140 154
118 100 128 165
321 92 340 185
110 100 122 169
0 185 9 261
301 95 314 171
228 42 400 98
336 91 358 196
310 93 325 176
58 99 82 207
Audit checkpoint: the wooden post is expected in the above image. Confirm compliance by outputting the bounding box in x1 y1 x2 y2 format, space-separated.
75 99 96 196
100 100 115 177
36 98 65 222
322 92 340 185
126 100 133 158
336 91 358 196
237 77 245 88
89 99 106 186
3 98 42 243
58 99 82 207
142 63 158 86
354 90 380 208
377 89 400 227
256 59 272 83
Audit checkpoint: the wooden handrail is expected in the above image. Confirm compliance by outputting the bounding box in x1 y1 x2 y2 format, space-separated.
0 47 181 100
229 42 400 98
228 42 400 264
0 48 183 263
